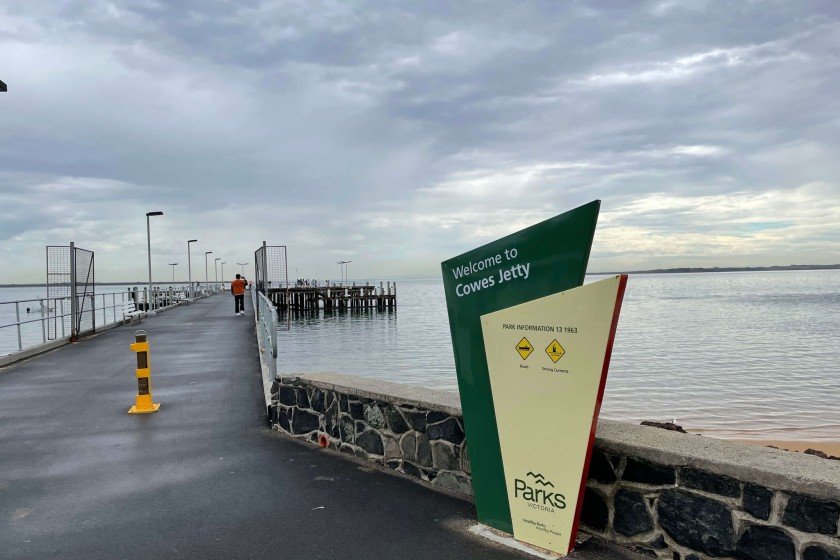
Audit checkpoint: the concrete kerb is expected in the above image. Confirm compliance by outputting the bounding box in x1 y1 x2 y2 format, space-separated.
0 335 71 369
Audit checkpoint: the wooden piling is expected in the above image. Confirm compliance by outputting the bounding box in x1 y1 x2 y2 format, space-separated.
267 282 396 312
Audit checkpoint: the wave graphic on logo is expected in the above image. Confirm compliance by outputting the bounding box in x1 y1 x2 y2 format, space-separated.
526 472 555 488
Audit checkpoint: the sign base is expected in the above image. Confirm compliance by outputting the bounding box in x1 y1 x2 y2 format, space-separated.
128 403 161 414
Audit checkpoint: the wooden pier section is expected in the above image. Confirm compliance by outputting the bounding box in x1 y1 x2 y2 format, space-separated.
267 282 396 311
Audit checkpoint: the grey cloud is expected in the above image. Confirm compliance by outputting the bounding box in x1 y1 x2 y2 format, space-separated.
0 1 838 281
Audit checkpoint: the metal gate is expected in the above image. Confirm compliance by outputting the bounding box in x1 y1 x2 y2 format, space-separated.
46 243 95 341
254 242 288 294
254 242 289 330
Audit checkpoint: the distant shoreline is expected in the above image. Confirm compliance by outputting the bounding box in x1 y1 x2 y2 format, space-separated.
591 264 840 275
1 264 838 287
0 282 187 288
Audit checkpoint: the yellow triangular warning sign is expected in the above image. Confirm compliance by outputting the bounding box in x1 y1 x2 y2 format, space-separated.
545 339 565 363
515 337 533 360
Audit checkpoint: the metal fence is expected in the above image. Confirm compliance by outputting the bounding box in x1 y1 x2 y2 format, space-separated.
74 247 95 336
1 292 128 355
254 242 289 331
46 245 72 339
0 284 218 358
254 243 289 293
46 243 96 341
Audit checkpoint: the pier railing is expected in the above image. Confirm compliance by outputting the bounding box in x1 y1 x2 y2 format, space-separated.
0 293 139 355
0 285 221 357
253 288 278 392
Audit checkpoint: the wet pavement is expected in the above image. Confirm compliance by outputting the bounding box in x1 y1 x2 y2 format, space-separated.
0 294 643 559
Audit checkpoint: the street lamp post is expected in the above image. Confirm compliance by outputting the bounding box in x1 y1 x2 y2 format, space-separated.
237 262 248 276
205 251 212 292
169 263 178 286
214 257 220 289
337 260 352 283
187 240 197 300
221 262 227 290
146 211 164 313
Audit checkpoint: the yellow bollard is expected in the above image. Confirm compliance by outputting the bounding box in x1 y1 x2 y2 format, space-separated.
128 330 161 414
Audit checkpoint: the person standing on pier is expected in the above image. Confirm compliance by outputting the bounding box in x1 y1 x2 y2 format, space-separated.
231 274 247 316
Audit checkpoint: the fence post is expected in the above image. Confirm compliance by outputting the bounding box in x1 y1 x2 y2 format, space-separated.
261 241 268 294
40 300 46 343
15 302 22 351
70 242 78 341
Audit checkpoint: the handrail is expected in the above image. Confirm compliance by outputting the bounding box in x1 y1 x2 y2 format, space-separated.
254 289 278 391
0 286 216 357
1 284 228 357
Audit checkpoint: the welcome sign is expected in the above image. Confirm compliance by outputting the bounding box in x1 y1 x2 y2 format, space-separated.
441 201 627 554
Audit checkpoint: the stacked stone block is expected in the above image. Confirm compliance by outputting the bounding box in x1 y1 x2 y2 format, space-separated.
270 376 472 496
581 451 840 560
268 375 840 560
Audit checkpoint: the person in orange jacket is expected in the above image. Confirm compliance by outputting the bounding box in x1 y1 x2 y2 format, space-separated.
231 274 247 316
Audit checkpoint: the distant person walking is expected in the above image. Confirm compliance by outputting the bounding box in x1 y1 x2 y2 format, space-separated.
231 274 247 316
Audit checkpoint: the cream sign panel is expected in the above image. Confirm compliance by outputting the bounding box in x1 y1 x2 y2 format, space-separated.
480 275 626 554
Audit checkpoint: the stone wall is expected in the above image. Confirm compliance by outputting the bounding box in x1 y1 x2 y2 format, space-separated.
268 373 840 560
270 374 472 496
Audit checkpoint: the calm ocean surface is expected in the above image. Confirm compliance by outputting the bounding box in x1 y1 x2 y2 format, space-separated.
274 270 840 441
2 272 837 441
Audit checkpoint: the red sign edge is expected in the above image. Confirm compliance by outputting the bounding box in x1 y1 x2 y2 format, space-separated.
566 274 628 553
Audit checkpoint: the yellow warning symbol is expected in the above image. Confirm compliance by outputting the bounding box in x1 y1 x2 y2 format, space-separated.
545 339 565 363
515 337 534 360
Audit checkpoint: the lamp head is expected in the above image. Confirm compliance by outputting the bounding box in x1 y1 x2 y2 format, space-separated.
146 211 164 217
188 239 198 243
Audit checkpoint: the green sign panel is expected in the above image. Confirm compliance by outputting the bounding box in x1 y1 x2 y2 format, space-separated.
441 201 600 536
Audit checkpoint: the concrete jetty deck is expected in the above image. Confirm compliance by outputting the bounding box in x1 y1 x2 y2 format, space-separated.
0 295 641 559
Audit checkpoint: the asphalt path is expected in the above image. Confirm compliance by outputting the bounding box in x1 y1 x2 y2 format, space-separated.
0 294 643 560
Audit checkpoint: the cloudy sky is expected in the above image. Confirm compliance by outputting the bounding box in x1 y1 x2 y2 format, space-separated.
1 0 838 283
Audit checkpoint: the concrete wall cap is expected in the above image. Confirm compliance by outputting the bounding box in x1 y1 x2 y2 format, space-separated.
595 420 839 501
278 373 463 416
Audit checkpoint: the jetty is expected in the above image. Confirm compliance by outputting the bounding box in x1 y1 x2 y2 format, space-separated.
267 281 396 311
0 294 644 560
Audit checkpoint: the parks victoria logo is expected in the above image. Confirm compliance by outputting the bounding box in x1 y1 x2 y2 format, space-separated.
514 471 567 512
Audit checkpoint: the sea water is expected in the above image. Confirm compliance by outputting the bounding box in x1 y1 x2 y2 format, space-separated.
273 270 840 441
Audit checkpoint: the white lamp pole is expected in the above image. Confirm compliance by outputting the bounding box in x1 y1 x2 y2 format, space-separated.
205 251 212 291
187 239 197 299
146 211 163 313
221 261 226 290
214 257 220 288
